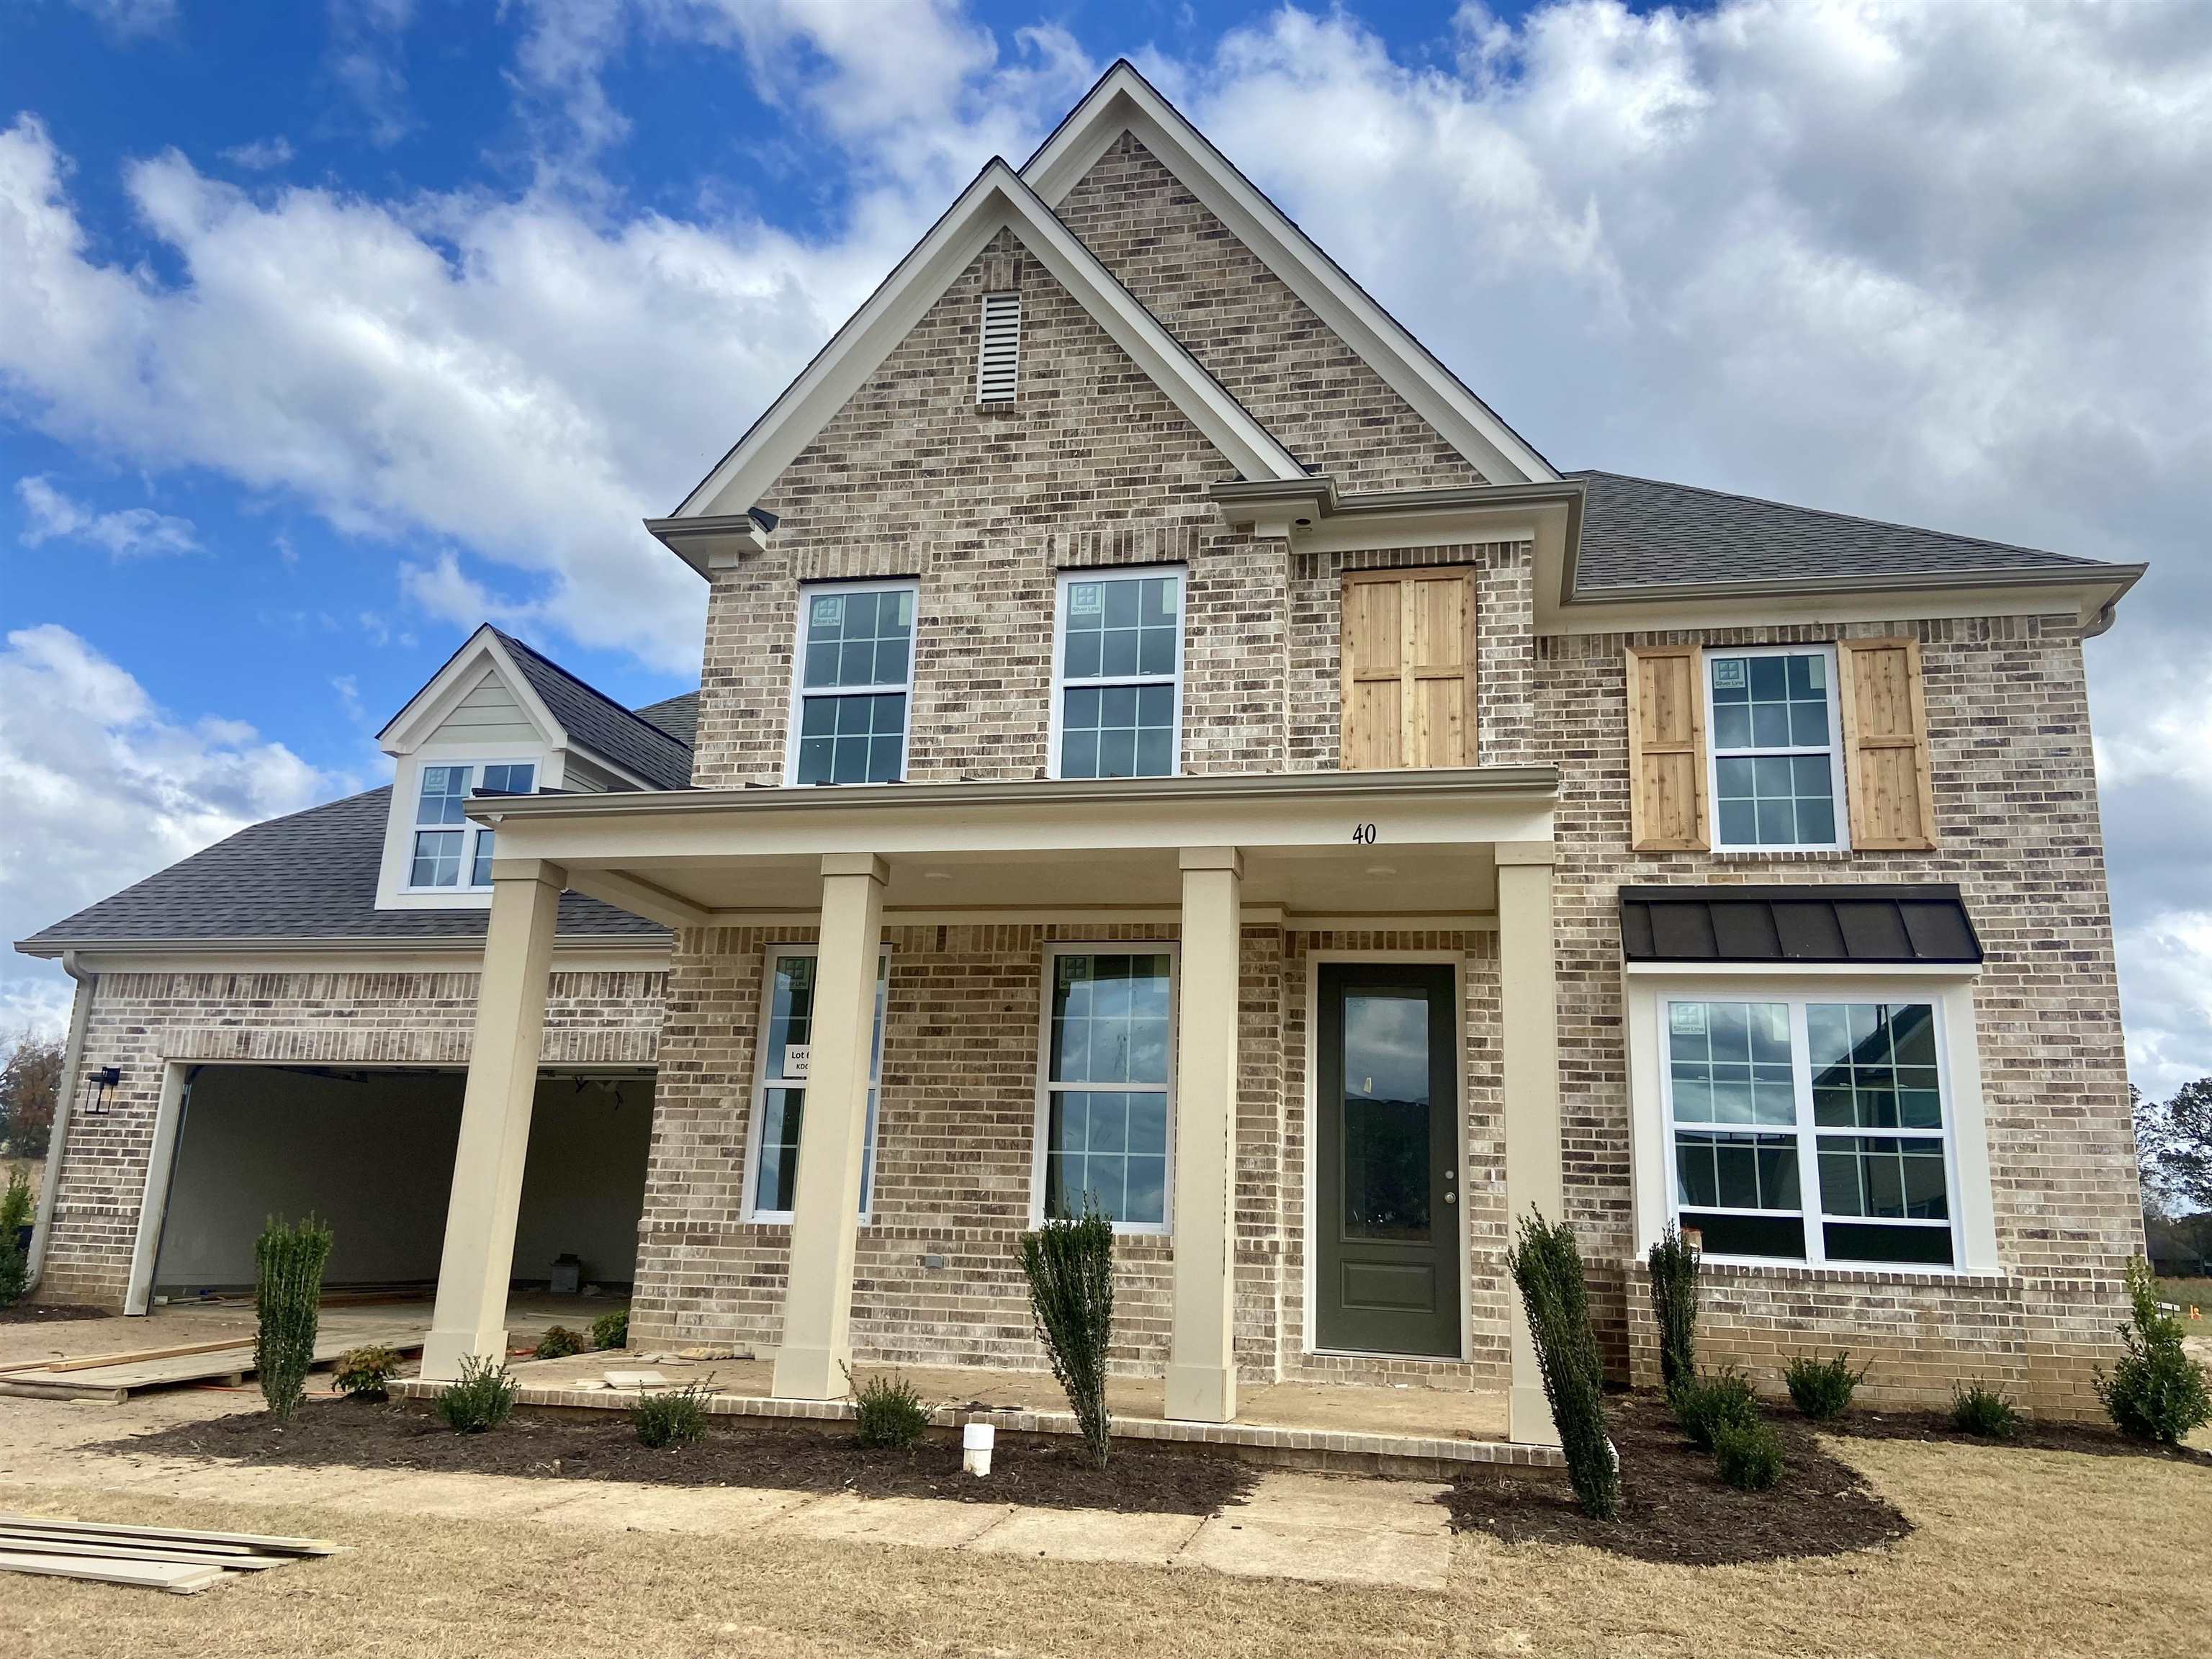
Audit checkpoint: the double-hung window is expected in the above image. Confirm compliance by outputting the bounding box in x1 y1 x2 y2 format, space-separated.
790 580 916 785
408 760 535 889
1705 646 1845 850
1037 947 1174 1231
1664 994 1957 1267
1051 569 1183 779
748 946 890 1221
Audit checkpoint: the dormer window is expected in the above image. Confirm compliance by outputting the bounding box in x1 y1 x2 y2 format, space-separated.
977 292 1020 403
408 760 535 889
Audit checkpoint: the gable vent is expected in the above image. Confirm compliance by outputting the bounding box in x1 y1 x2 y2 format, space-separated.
977 291 1020 404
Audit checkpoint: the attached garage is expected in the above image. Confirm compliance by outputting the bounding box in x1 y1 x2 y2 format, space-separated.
135 1064 652 1306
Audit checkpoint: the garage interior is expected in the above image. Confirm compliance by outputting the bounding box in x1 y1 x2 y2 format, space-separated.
147 1064 654 1299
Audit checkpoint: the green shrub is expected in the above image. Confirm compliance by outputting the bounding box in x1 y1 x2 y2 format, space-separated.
253 1215 333 1421
1506 1209 1619 1521
1018 1198 1116 1469
1950 1380 2018 1439
437 1354 516 1433
633 1382 711 1449
1647 1223 1701 1395
1672 1369 1761 1449
845 1365 930 1449
0 1243 23 1309
2095 1257 2212 1446
334 1344 404 1401
1712 1414 1785 1491
534 1324 587 1360
0 1167 29 1307
590 1306 629 1351
1783 1352 1868 1421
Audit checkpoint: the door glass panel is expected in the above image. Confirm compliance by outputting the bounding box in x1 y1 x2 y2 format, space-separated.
1341 989 1431 1241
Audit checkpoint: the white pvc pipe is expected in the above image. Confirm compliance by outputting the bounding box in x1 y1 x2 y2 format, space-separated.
961 1420 995 1477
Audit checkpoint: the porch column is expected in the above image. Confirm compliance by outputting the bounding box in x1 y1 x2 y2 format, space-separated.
1496 840 1565 1447
771 853 888 1401
423 858 565 1382
1167 846 1241 1423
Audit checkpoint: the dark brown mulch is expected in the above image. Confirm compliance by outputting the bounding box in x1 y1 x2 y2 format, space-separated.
102 1400 1257 1516
0 1302 112 1325
1441 1392 1912 1565
1827 1406 2212 1466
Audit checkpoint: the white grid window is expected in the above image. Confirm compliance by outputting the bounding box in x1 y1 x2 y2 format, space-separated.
1704 645 1847 850
1035 947 1174 1232
1050 568 1184 779
747 946 890 1221
1663 995 1957 1267
788 580 916 786
408 760 534 890
977 291 1020 403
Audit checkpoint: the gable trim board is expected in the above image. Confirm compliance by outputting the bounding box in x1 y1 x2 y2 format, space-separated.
1022 61 1558 487
665 158 1309 541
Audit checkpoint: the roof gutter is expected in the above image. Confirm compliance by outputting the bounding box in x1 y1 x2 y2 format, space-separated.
25 951 95 1300
1560 559 2148 612
1211 476 1586 546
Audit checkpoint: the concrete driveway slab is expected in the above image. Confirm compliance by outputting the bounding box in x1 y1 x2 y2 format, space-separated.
963 1506 1205 1565
771 1492 1012 1549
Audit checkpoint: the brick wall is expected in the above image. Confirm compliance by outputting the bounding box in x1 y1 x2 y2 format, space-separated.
38 967 665 1308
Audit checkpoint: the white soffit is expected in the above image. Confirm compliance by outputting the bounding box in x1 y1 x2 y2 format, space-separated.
673 159 1308 519
1022 63 1559 487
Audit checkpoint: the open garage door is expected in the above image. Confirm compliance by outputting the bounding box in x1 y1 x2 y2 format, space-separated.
138 1065 652 1305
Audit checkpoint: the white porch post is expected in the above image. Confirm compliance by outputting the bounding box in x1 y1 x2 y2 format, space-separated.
1167 846 1241 1424
771 853 888 1401
422 858 565 1382
1496 840 1565 1447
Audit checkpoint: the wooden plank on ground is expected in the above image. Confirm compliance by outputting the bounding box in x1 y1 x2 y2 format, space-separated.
0 1523 259 1555
0 1514 337 1555
0 1551 225 1593
8 1336 261 1375
0 1535 281 1570
0 1328 423 1401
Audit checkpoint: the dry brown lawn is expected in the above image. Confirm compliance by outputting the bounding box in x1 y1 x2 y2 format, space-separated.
6 1431 2207 1658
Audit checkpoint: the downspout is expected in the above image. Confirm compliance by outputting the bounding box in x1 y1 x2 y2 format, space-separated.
24 950 96 1298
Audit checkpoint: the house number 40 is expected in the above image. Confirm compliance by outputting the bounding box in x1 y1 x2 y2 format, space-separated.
1350 823 1378 845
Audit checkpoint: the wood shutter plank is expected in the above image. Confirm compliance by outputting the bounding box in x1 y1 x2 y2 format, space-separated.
1838 637 1938 850
1341 567 1475 770
1625 643 1707 850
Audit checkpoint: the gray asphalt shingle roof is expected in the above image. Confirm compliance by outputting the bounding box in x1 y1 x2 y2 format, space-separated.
493 630 694 788
1566 469 2103 590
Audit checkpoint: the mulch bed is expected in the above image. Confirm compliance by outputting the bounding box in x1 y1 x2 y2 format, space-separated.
1441 1392 1912 1565
0 1303 112 1325
1826 1406 2212 1466
102 1399 1257 1516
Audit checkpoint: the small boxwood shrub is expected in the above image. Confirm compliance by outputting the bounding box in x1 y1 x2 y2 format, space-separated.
633 1381 711 1449
1951 1380 2018 1439
2095 1258 2212 1446
846 1366 930 1449
1672 1369 1761 1449
534 1324 587 1359
1507 1210 1619 1520
254 1215 333 1422
1647 1223 1701 1395
437 1355 516 1434
0 1166 35 1308
334 1344 404 1401
590 1307 629 1351
1783 1352 1868 1421
1712 1414 1785 1491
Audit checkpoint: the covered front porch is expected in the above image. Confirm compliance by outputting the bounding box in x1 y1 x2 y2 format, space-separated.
415 766 1568 1447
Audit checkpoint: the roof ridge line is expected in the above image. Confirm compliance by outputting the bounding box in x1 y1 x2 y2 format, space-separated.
491 628 693 751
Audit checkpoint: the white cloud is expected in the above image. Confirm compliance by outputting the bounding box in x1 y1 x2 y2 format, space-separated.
221 137 295 171
0 625 346 1033
16 475 199 557
68 0 176 41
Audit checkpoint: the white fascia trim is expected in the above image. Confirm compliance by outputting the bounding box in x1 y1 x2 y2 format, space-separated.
1022 65 1558 487
674 158 1307 521
60 943 673 974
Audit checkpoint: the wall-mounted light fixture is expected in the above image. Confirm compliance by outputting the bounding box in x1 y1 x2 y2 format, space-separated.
85 1066 121 1116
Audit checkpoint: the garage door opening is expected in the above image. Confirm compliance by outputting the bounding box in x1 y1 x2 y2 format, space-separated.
140 1064 653 1305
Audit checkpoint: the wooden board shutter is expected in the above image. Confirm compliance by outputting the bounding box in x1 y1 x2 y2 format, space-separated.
1837 637 1938 850
1624 644 1707 851
1340 568 1475 770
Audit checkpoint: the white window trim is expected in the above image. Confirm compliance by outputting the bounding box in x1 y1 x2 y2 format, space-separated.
1702 642 1850 853
1030 940 1179 1236
783 577 919 787
742 943 891 1226
397 754 542 896
1625 968 1999 1277
1046 565 1187 781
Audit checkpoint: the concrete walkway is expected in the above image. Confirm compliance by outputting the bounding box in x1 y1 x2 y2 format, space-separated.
0 1393 1455 1591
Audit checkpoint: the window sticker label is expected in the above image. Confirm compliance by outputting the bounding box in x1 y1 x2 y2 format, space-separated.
1712 658 1746 690
1804 654 1825 690
894 590 913 627
811 594 844 629
1670 1003 1707 1037
1069 583 1102 617
781 1044 810 1081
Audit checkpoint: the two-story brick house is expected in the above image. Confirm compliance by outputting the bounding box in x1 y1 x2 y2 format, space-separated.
17 64 2145 1441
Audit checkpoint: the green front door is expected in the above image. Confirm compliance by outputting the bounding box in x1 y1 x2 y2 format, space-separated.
1315 963 1461 1357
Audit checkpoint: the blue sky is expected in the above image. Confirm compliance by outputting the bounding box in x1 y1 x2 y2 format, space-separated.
2 0 2208 1095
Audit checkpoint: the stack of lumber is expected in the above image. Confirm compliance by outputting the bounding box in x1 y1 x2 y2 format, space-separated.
0 1514 336 1594
0 1328 425 1403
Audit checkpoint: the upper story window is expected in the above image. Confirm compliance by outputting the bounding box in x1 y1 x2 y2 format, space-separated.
408 760 535 890
1051 568 1184 779
788 580 916 786
977 291 1020 404
1705 646 1845 850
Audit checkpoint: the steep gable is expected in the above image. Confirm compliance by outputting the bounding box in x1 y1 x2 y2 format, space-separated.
1057 132 1480 495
